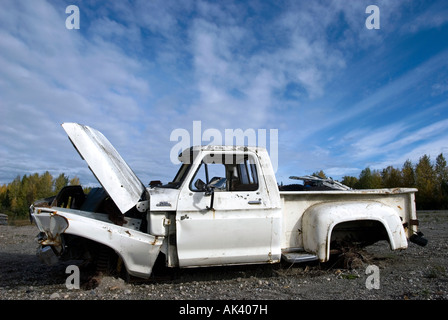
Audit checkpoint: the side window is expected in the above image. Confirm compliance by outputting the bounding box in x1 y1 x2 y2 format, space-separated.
190 153 259 192
229 156 259 191
191 161 227 192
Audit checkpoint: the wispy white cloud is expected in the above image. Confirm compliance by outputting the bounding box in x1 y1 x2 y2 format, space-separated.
0 0 447 187
347 124 409 160
374 136 448 171
0 0 153 184
400 0 448 33
338 117 448 169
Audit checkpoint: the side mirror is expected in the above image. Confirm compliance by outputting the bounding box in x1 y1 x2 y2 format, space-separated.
204 184 215 196
194 179 206 191
194 179 215 210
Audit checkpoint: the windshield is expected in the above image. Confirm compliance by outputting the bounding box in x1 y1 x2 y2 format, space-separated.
159 163 191 189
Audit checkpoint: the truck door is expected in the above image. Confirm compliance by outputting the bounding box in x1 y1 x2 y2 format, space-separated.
175 151 281 267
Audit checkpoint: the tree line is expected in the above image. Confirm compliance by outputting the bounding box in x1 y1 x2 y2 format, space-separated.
338 153 448 210
0 172 86 219
309 154 447 210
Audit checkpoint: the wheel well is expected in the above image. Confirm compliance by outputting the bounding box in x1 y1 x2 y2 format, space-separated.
330 220 389 247
61 234 121 273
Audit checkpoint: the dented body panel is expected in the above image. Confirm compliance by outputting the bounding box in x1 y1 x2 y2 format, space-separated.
301 200 408 261
33 207 163 278
30 123 425 279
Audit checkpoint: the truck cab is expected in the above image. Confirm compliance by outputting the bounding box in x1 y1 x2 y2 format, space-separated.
157 146 282 269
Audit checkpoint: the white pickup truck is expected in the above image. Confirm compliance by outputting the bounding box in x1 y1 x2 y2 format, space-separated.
30 123 427 279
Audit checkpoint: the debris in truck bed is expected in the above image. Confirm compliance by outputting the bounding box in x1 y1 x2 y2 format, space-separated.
287 175 352 191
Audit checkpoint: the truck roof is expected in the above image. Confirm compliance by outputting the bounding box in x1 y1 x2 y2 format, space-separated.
178 145 268 164
183 145 267 152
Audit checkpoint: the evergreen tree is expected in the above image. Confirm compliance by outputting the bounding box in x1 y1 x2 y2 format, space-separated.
341 176 358 188
381 166 402 188
0 172 84 219
312 170 327 179
54 173 69 193
415 155 436 209
69 176 80 186
1 186 11 211
435 153 448 209
8 176 22 215
401 159 416 188
356 167 382 189
37 171 53 199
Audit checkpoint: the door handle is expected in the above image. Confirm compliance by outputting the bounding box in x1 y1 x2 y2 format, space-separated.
248 200 261 205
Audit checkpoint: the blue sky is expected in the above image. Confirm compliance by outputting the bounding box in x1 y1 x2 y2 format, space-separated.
1 0 448 187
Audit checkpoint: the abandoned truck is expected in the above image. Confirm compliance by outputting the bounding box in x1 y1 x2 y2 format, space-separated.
30 123 427 279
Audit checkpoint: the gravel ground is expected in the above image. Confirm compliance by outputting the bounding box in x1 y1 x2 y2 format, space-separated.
1 211 447 305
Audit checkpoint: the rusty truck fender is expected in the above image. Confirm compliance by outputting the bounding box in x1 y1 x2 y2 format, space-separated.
33 208 164 279
301 201 408 262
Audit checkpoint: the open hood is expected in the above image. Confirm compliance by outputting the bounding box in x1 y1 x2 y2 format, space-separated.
62 123 146 214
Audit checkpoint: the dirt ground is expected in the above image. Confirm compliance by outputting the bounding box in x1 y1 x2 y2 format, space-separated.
1 211 447 310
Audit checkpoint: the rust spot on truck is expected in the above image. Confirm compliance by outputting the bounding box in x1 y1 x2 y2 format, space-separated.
151 236 160 246
385 188 403 195
36 212 69 253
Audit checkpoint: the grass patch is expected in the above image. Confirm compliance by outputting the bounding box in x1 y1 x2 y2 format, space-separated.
424 265 446 279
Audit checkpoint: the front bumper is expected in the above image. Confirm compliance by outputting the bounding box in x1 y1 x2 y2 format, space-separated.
36 245 59 265
31 206 69 265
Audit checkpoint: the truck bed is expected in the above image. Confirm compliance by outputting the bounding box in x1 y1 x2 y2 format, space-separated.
279 188 418 252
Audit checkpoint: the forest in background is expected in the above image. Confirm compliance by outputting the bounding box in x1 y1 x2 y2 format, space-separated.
1 153 447 219
338 153 448 210
0 172 88 219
